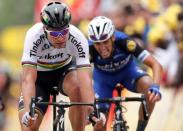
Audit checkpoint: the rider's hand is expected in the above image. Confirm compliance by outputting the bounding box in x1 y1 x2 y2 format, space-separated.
93 112 106 129
88 112 106 129
21 112 38 127
148 84 162 103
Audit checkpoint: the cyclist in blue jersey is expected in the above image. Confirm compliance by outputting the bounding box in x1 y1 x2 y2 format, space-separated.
87 16 163 131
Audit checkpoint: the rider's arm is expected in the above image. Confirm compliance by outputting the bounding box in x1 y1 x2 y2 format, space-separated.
21 26 39 112
70 26 95 105
120 38 163 84
143 55 163 84
21 65 37 112
77 67 94 102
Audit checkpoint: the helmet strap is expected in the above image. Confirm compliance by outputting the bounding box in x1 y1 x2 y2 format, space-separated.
43 27 48 38
43 28 54 47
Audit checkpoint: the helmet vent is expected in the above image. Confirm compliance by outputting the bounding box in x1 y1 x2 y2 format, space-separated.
54 8 60 24
62 8 67 24
55 2 61 4
54 8 59 14
47 2 53 6
90 25 96 36
96 26 100 35
102 23 107 34
45 11 54 24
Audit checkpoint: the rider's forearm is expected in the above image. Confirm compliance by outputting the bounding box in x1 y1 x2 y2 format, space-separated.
22 81 36 112
21 66 37 112
77 68 95 103
143 55 163 84
152 62 163 84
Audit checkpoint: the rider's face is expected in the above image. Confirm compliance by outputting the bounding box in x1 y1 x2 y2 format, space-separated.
44 26 69 48
94 36 114 59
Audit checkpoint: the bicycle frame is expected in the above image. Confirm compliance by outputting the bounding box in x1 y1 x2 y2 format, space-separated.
95 96 149 131
95 84 149 131
106 84 124 131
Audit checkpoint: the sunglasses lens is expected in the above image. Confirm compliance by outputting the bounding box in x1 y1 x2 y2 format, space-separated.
49 32 59 37
90 34 108 41
47 28 69 37
90 35 97 41
100 34 108 40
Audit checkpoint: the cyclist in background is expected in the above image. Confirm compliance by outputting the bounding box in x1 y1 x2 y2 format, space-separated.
87 16 163 131
0 65 11 130
18 1 95 131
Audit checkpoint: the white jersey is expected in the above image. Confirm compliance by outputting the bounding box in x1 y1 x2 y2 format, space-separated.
21 23 91 71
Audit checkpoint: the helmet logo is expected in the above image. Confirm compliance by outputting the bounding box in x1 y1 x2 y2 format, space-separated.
42 12 50 25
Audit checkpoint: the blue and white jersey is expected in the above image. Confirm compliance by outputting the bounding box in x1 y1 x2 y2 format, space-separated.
89 31 150 73
89 31 150 109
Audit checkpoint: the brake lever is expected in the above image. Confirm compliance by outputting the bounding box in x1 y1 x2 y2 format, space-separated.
141 95 149 120
30 97 36 117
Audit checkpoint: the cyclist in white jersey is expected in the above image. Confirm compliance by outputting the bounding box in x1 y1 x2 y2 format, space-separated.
18 1 95 131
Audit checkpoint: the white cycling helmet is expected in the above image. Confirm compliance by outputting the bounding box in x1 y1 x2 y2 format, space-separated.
88 16 115 43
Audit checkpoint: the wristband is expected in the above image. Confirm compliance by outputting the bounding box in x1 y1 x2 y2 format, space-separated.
148 84 162 98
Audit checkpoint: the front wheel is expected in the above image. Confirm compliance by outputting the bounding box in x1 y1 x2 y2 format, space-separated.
113 119 129 131
113 105 129 131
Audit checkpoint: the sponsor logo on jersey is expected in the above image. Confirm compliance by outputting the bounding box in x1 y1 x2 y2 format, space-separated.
69 34 86 58
38 52 64 59
30 34 45 57
127 40 136 52
96 55 131 72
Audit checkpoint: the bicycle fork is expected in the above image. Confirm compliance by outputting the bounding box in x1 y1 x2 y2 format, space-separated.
113 103 129 131
53 108 66 131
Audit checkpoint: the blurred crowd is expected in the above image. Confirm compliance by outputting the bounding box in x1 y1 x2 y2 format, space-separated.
1 0 183 130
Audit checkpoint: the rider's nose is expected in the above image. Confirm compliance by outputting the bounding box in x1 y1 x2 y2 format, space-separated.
54 36 64 41
100 43 106 49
